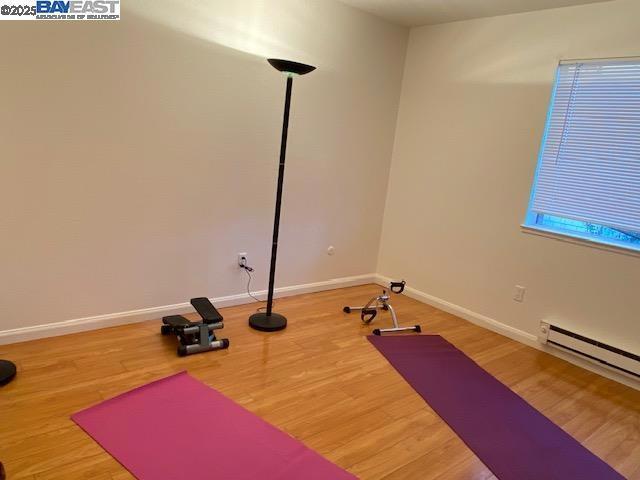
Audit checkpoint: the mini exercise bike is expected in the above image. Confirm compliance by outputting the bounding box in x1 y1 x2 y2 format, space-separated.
161 297 230 356
343 281 421 335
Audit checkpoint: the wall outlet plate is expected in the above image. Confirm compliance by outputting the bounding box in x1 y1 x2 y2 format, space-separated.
237 252 247 268
513 285 526 302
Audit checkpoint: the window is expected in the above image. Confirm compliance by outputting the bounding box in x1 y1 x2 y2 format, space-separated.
524 59 640 253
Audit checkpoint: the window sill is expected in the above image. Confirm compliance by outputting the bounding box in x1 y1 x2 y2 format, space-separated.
521 224 640 258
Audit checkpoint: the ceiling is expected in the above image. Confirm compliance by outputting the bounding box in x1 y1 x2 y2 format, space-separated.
338 0 614 27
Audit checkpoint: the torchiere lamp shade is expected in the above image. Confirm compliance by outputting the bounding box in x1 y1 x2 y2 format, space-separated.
267 58 316 76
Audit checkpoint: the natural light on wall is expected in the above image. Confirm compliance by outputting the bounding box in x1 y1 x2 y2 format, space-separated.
524 58 640 253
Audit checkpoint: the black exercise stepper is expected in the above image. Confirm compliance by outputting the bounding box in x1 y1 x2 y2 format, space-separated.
161 298 229 356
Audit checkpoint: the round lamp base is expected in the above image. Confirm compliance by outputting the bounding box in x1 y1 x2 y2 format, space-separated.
0 360 17 386
248 312 287 332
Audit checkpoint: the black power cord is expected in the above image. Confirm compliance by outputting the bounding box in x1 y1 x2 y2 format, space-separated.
241 264 268 312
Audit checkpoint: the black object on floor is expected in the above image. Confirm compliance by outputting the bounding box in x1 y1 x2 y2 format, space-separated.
0 360 16 386
161 298 229 356
248 58 316 333
247 312 287 332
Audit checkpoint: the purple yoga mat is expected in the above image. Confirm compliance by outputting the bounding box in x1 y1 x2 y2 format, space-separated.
72 372 356 480
368 335 624 480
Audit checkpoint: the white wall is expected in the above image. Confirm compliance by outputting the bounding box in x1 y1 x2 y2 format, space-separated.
0 0 407 331
378 0 640 354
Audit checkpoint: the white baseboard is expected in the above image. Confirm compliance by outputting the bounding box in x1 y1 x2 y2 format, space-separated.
374 274 639 390
0 273 376 346
3 271 637 390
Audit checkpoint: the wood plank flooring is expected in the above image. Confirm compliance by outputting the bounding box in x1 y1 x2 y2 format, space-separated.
1 284 638 479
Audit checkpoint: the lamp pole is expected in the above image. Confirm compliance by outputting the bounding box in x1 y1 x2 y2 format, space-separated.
266 74 293 316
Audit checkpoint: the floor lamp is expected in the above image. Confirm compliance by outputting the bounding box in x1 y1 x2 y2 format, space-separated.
0 359 16 386
248 58 316 332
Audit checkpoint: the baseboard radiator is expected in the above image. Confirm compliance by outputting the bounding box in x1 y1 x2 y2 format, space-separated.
539 322 640 379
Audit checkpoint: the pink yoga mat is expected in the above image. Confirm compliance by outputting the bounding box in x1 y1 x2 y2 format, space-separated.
72 372 356 480
369 335 624 480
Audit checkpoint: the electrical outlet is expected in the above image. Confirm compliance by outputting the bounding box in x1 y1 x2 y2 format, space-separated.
513 285 526 302
238 252 248 268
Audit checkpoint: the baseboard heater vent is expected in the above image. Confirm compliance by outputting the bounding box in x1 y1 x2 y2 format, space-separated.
539 322 640 378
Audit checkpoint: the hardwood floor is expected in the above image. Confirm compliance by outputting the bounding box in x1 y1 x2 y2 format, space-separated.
1 284 639 479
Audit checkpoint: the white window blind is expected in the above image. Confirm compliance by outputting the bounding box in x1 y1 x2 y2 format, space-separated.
530 59 640 234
